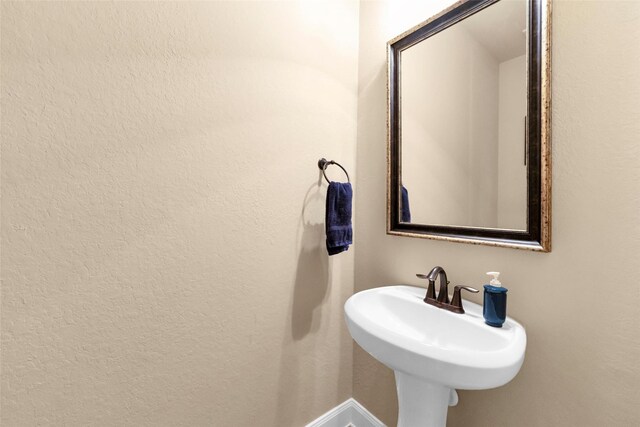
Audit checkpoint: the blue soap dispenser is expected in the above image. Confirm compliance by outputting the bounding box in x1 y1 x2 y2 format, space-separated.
483 272 507 327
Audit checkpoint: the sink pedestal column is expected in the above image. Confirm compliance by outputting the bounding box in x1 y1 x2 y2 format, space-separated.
394 371 457 427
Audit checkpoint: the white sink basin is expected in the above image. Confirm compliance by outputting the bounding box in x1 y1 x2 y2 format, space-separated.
345 285 526 426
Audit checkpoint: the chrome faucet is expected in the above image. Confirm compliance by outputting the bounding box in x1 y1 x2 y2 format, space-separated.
416 266 479 314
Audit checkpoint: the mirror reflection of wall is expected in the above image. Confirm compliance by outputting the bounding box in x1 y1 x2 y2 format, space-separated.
400 0 527 230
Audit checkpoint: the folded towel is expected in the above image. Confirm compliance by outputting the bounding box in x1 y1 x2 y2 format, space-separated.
401 185 411 222
325 182 353 256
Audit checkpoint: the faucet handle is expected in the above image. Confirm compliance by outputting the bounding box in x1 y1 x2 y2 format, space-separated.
416 273 437 301
450 285 479 314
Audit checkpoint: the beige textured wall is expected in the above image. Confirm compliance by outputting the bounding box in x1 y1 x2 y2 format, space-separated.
355 0 640 426
1 1 358 425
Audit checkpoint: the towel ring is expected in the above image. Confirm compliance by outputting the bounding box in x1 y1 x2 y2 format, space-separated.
318 158 350 184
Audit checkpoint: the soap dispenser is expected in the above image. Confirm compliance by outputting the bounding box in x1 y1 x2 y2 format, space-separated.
483 272 508 327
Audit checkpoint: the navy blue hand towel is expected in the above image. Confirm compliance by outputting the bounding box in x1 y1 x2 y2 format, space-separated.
325 182 353 256
401 185 411 222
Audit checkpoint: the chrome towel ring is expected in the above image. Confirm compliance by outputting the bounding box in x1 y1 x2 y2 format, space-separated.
318 158 350 183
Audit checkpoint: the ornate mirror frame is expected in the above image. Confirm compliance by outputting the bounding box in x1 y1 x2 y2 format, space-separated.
387 0 552 252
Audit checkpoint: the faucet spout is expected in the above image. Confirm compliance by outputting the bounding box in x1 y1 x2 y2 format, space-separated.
427 266 450 305
426 266 445 282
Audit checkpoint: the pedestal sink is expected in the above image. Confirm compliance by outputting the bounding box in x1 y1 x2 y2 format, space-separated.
345 285 526 427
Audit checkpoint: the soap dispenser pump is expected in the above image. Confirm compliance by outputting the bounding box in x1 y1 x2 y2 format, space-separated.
483 272 508 327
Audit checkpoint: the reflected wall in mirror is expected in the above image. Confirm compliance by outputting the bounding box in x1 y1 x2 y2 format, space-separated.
388 0 551 251
402 0 527 229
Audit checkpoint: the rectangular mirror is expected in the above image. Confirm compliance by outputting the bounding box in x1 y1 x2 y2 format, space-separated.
387 0 551 251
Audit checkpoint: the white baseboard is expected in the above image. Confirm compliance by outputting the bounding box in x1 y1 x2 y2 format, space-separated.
305 398 386 427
